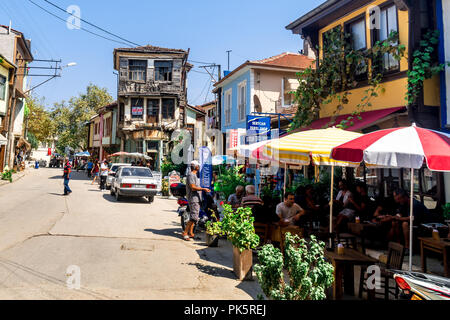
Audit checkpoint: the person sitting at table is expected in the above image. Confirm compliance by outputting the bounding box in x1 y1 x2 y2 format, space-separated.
228 185 245 209
298 185 324 225
241 185 263 209
388 188 429 252
334 180 356 233
276 192 306 227
351 182 375 221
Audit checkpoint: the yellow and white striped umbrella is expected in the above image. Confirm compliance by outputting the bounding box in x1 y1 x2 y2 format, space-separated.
263 127 363 167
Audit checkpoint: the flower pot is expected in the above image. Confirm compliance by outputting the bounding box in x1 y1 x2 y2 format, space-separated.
232 246 253 281
206 234 219 247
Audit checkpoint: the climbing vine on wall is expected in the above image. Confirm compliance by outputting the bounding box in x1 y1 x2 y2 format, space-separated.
406 30 450 105
290 27 406 130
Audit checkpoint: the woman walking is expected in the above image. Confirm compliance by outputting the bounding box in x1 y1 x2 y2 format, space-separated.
91 161 100 185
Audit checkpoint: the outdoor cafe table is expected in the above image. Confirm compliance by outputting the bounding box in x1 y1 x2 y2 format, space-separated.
419 237 450 277
324 248 377 300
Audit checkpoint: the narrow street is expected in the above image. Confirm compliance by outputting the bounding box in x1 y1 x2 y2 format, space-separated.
0 168 261 300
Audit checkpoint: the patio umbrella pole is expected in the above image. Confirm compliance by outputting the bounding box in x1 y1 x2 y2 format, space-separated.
329 164 335 248
283 162 287 200
409 168 414 271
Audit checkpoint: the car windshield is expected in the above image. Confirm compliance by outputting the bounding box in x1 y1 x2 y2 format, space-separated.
121 168 153 177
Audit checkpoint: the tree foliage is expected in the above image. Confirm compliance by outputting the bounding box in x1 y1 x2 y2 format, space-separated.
26 95 56 146
25 84 113 154
290 28 405 130
50 84 113 154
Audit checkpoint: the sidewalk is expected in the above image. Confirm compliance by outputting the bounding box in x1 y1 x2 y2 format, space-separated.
0 168 29 187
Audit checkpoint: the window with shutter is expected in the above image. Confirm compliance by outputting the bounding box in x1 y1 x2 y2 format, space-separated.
128 60 147 81
155 61 173 81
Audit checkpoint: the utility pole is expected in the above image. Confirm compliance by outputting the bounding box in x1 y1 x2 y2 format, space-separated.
226 50 232 70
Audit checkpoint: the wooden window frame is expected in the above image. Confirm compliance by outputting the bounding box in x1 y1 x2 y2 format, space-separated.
128 60 147 83
131 98 144 120
238 80 247 122
0 75 6 101
371 2 401 76
344 13 368 81
155 61 173 82
161 98 175 120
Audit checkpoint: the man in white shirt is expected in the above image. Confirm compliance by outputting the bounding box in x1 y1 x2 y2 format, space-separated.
99 160 109 190
276 192 306 227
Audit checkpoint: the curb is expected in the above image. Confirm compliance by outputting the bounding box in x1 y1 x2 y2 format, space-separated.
0 169 28 187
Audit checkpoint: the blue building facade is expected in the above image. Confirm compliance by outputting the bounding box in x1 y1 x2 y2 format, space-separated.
219 68 252 133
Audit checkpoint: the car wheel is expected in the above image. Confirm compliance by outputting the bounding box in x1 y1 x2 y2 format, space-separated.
115 190 121 202
110 187 115 196
147 196 154 203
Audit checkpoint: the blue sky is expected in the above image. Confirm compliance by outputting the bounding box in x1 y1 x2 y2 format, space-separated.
0 0 324 108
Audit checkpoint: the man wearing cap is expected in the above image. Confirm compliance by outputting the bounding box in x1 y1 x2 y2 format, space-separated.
63 158 72 195
183 160 210 241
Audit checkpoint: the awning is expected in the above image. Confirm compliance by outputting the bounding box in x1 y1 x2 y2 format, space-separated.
0 134 7 146
17 137 31 151
304 107 407 132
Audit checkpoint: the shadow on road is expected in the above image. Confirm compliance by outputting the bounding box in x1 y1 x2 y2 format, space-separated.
102 194 149 204
144 227 184 240
48 171 92 181
183 262 236 280
48 192 66 197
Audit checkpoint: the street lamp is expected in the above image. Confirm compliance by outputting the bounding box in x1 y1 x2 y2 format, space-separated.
24 61 77 95
61 62 77 68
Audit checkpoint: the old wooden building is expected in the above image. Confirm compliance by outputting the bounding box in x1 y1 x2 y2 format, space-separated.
113 45 192 170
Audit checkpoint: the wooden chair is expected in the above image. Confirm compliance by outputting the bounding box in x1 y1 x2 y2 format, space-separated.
359 242 405 300
280 226 304 254
253 222 269 247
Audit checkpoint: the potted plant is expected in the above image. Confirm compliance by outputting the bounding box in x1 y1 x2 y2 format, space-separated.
254 233 334 300
221 204 260 281
205 211 223 247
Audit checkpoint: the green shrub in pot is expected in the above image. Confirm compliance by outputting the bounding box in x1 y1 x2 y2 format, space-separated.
254 233 334 300
221 204 259 252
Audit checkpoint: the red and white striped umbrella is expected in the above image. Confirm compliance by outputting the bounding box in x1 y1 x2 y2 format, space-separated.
331 125 450 171
332 125 450 271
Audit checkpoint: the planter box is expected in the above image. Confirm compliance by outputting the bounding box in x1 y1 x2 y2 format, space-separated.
232 246 253 281
206 234 219 247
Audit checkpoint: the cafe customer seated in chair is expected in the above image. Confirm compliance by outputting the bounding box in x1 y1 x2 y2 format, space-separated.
276 192 306 227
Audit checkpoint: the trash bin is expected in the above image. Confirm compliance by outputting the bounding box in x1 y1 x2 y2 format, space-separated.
35 161 39 169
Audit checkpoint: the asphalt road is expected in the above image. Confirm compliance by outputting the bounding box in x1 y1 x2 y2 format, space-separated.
0 168 262 300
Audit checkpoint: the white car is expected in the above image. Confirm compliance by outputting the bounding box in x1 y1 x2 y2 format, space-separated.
106 163 131 190
110 166 161 203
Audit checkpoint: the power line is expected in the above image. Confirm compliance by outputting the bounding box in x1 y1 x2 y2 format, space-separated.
43 0 141 47
188 59 214 64
27 0 133 47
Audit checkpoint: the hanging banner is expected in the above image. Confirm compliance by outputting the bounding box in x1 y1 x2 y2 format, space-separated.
199 146 213 190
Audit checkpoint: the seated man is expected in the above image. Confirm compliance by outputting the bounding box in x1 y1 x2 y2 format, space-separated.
241 185 263 209
276 192 306 227
228 185 245 209
389 188 429 251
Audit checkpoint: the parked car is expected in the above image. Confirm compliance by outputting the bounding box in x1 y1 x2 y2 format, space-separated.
106 163 131 190
110 166 161 203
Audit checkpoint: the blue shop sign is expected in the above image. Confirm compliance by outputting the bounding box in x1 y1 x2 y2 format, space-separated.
247 116 271 136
